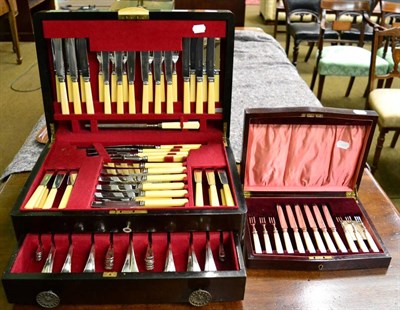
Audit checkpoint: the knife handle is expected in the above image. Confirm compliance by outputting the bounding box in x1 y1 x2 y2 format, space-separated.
142 182 185 191
55 76 60 102
183 80 190 114
294 231 305 253
208 80 215 114
104 84 112 114
263 231 273 254
283 231 294 254
353 225 369 253
154 83 161 114
36 187 49 209
146 174 186 182
42 188 57 209
172 73 177 102
166 83 173 114
252 232 263 254
303 231 316 253
66 74 73 103
365 229 379 253
24 185 46 209
139 198 188 207
123 73 128 102
128 83 136 114
220 188 226 206
273 231 284 254
203 73 208 99
196 80 203 114
111 73 117 102
84 81 94 114
195 181 204 207
117 83 124 114
72 81 82 114
313 230 327 253
161 73 165 102
332 230 348 253
208 184 220 206
80 76 86 102
59 81 70 115
142 83 149 114
214 71 220 101
98 73 104 102
148 72 153 102
58 184 73 209
323 230 337 253
222 184 234 206
190 73 196 102
142 189 187 198
344 229 359 253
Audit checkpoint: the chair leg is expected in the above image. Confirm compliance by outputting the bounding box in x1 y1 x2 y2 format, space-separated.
304 42 315 63
317 75 325 100
371 128 388 174
285 33 290 56
390 130 400 148
292 42 299 66
273 10 280 38
7 10 22 64
310 67 318 91
345 77 355 97
385 78 393 88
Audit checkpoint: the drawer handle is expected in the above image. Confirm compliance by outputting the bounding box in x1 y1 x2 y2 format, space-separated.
189 289 212 307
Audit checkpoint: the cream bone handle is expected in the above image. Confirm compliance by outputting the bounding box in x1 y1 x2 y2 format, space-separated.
332 230 348 253
137 198 188 207
273 229 284 254
322 230 337 253
24 172 53 209
252 231 263 254
293 230 305 254
139 189 187 198
302 230 316 254
262 230 273 254
59 80 70 115
365 230 379 253
352 223 369 253
313 229 327 253
84 79 94 114
128 83 135 114
344 227 359 253
282 230 294 254
183 79 190 113
72 80 82 114
104 83 112 114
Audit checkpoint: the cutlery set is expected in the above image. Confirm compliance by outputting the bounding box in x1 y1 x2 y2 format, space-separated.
32 232 227 273
51 37 220 116
248 204 380 255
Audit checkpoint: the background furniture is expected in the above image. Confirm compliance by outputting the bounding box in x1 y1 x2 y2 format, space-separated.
0 0 21 63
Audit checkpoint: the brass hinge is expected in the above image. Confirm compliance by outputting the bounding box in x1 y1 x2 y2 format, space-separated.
103 272 118 278
222 122 228 146
301 113 323 118
118 7 149 20
244 191 251 198
346 191 356 199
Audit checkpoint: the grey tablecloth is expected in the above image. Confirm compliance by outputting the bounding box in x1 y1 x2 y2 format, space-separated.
1 30 321 180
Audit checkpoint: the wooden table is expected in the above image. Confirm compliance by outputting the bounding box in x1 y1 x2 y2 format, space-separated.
1 169 399 309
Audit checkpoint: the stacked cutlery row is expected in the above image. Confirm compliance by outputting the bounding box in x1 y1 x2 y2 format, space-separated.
248 204 380 255
25 232 230 273
24 170 78 210
51 37 220 115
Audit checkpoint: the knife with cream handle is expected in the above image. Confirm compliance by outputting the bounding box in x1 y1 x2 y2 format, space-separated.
164 51 174 114
285 204 305 253
206 170 219 206
354 216 379 253
217 170 234 206
103 165 186 175
75 38 94 114
277 205 294 253
195 38 204 114
140 51 149 113
304 204 327 253
97 52 104 102
346 216 369 253
127 51 136 113
182 38 191 113
50 39 60 102
194 170 204 206
337 218 359 253
313 204 337 253
92 198 188 208
24 173 53 209
52 38 69 114
42 172 66 209
58 171 77 209
65 38 82 114
115 51 124 114
322 205 347 253
97 182 185 191
101 52 111 114
153 51 162 114
206 38 215 114
99 174 187 183
190 38 197 102
294 204 316 253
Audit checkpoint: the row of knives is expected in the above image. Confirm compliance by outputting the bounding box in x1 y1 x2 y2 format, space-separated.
35 232 226 273
249 204 379 255
51 37 220 115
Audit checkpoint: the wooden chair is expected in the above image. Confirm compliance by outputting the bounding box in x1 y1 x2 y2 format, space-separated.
273 0 285 38
0 0 22 64
365 1 400 174
310 0 388 100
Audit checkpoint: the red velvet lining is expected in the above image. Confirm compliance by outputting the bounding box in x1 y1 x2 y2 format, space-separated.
244 124 367 192
11 231 239 273
246 197 383 256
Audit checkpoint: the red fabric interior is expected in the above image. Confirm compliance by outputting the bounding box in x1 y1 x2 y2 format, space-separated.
246 197 383 256
11 231 239 273
244 124 368 192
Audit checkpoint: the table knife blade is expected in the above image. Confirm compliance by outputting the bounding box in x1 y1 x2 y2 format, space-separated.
313 204 337 253
101 51 111 114
294 204 316 253
206 38 215 114
75 38 94 114
322 205 348 253
182 38 191 113
65 38 82 114
52 38 69 114
304 204 327 253
127 51 136 113
164 51 174 113
189 38 197 102
277 204 294 253
115 51 124 114
195 38 204 114
286 204 305 253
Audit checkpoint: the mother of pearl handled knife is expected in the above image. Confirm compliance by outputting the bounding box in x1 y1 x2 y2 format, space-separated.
322 205 347 253
304 204 327 253
285 205 305 253
312 204 337 253
277 205 294 253
52 38 69 114
24 173 53 209
294 204 316 253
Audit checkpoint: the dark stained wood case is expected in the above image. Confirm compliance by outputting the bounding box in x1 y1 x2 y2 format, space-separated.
2 8 246 307
241 107 391 270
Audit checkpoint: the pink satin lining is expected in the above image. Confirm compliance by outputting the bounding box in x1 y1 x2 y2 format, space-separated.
244 124 367 192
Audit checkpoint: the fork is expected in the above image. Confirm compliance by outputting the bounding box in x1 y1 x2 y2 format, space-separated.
354 216 379 252
269 217 283 254
172 51 179 102
345 216 369 253
249 216 262 254
259 217 273 254
336 217 358 253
